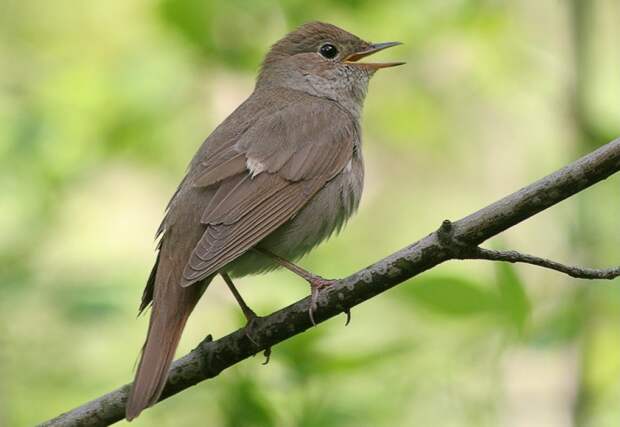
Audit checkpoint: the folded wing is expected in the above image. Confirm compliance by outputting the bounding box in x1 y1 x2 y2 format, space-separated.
181 99 357 286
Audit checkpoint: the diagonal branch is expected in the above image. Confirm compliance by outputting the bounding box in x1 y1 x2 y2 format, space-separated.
39 138 620 427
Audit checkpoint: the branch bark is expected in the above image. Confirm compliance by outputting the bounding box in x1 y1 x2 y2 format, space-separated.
460 247 620 279
40 138 620 427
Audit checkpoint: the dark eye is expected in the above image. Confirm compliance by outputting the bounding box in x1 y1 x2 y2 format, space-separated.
319 43 338 59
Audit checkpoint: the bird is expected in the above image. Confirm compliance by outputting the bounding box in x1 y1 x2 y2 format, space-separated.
125 21 403 420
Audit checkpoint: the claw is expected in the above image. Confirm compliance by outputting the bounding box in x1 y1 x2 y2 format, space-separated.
307 277 336 326
262 347 272 365
244 316 273 365
252 248 340 326
242 315 261 346
309 306 316 326
343 308 351 326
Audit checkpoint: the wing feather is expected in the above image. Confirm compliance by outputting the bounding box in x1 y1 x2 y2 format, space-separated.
193 153 246 188
201 173 289 225
182 178 323 285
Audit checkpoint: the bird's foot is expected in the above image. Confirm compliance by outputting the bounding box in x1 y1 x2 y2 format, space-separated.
221 272 267 349
241 310 261 346
250 248 341 326
240 311 272 364
307 275 337 326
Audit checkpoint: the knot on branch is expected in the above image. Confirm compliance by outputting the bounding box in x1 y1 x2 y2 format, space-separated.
436 219 479 259
437 220 620 280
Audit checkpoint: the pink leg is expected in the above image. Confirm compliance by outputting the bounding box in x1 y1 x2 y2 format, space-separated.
221 272 257 322
253 247 336 325
220 273 272 364
221 273 273 364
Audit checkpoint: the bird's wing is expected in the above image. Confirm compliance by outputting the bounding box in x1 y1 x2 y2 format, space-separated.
180 99 357 286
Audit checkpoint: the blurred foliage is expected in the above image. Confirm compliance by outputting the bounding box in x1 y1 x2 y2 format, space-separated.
1 0 619 426
399 262 530 335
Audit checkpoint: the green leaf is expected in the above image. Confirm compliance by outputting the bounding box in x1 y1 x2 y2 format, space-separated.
401 275 499 316
495 262 531 334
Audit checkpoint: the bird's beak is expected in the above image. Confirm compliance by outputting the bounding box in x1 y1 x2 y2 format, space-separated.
344 41 405 70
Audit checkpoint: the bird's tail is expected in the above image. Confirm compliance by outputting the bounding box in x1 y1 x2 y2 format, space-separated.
125 269 208 421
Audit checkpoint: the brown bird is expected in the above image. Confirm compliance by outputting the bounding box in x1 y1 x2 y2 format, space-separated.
125 21 403 420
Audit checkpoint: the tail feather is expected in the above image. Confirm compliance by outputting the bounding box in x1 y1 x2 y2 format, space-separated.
126 312 189 420
125 262 208 421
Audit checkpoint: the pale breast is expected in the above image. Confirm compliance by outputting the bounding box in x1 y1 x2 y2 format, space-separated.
226 152 364 278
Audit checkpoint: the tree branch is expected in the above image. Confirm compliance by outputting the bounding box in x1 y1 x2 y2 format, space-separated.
435 219 620 279
40 138 620 427
462 247 620 279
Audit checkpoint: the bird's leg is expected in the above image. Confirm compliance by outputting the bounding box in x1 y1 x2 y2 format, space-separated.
253 247 336 325
221 272 257 323
220 273 261 347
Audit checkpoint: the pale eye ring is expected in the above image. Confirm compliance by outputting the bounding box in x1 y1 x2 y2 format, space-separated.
319 43 339 59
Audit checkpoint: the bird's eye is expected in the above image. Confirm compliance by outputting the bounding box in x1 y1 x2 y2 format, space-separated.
319 43 339 59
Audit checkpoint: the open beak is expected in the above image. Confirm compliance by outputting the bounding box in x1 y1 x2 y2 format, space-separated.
344 41 405 70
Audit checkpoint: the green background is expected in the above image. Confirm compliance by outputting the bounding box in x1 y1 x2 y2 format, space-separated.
1 1 619 426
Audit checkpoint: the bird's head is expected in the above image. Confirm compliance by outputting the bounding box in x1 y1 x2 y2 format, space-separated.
257 22 403 116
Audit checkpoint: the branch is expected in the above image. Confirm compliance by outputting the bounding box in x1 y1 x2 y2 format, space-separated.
462 247 620 279
40 138 620 427
434 219 620 279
